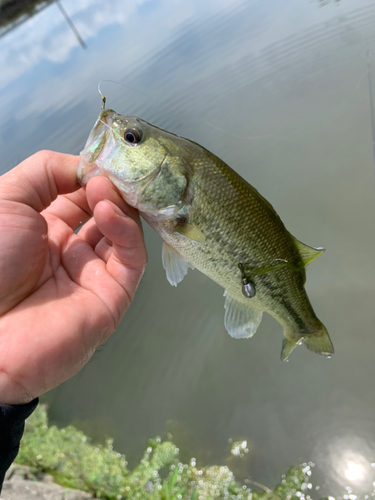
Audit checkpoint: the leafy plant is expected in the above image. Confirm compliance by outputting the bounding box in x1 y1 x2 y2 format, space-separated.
16 405 331 500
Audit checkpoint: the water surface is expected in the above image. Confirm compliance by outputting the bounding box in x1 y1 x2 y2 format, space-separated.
1 0 375 495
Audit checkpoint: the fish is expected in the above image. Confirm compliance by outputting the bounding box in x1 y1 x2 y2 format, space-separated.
77 107 334 361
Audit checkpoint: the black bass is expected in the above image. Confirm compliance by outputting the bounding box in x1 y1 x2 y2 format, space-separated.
77 108 334 361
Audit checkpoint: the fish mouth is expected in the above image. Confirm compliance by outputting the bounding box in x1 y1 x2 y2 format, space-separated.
77 109 116 186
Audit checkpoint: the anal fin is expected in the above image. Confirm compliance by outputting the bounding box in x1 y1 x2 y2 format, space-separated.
223 291 263 339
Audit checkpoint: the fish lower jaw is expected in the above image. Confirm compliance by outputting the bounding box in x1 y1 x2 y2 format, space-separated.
141 210 180 224
77 159 102 187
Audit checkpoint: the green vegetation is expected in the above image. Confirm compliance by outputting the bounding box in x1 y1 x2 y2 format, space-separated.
16 405 322 500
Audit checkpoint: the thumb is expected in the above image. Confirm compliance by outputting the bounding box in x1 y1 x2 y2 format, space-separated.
0 151 80 212
93 199 147 303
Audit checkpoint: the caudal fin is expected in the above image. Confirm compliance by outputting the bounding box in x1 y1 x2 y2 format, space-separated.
281 324 334 362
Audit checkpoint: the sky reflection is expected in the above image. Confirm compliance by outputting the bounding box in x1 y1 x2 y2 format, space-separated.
314 433 375 494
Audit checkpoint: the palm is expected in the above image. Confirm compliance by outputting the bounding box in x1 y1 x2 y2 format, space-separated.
0 152 147 404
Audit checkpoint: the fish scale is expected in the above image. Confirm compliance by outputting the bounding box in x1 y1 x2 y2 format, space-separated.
78 108 334 361
153 150 302 305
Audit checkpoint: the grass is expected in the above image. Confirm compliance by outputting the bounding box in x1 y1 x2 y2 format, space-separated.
16 405 328 500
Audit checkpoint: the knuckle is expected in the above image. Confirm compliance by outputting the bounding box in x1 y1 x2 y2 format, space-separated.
0 368 34 404
31 150 53 164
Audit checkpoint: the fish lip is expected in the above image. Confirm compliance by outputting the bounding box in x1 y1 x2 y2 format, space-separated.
78 110 117 186
86 109 116 150
83 109 116 149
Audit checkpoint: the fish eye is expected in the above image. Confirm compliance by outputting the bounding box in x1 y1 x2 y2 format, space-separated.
124 128 142 145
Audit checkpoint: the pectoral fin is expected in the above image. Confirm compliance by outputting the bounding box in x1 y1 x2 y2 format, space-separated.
223 291 263 339
174 223 205 242
292 237 325 266
162 242 194 287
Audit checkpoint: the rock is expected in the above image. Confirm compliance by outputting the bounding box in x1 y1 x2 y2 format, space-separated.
1 466 96 500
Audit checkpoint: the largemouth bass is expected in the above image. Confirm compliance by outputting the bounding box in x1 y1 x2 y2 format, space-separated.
77 108 334 361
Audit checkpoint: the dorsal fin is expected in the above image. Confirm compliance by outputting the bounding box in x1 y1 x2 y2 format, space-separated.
292 237 325 267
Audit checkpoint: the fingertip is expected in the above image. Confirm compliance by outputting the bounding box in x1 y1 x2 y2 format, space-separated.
86 177 110 211
94 198 123 222
86 177 141 225
86 177 122 212
86 175 114 194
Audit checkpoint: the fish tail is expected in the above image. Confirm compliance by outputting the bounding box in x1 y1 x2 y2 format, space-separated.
281 323 334 361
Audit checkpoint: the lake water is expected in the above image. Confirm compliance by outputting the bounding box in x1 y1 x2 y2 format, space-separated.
1 0 375 496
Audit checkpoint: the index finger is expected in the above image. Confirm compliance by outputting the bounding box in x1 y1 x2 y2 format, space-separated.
0 151 80 213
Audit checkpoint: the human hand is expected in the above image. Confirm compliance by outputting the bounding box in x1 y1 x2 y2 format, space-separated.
0 151 147 405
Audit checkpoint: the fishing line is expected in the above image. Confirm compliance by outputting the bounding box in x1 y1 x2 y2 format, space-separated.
96 80 252 142
97 80 155 111
97 118 123 142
